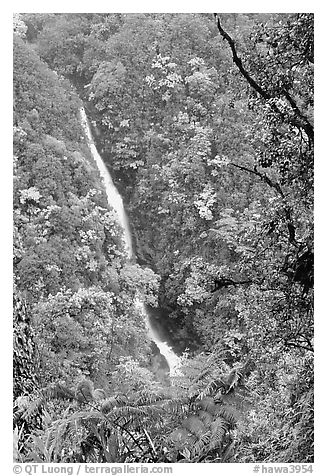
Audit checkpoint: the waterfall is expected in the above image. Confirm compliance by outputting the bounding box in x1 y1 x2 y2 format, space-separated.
80 109 133 258
80 108 181 377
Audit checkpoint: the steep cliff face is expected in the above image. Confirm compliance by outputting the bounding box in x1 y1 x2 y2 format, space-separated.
80 106 181 375
13 14 314 464
13 36 158 396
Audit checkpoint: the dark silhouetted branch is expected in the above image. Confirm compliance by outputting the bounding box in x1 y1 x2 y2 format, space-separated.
230 162 285 198
214 15 314 142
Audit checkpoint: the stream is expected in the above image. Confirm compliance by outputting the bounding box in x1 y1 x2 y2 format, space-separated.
80 108 181 377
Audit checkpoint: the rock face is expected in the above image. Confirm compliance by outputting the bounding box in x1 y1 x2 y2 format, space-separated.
149 342 170 384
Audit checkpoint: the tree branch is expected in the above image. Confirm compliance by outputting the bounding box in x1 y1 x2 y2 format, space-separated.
284 340 313 352
230 162 285 198
211 277 258 292
282 89 314 142
214 15 314 142
215 15 270 100
230 162 299 246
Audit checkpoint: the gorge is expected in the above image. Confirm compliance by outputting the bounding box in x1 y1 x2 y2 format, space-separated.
13 13 314 463
80 107 181 377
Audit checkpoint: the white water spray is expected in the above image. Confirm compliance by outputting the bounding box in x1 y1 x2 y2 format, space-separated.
80 109 133 258
80 108 181 376
135 299 181 376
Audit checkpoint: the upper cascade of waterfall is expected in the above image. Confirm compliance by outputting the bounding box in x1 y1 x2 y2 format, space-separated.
80 108 133 259
80 107 181 377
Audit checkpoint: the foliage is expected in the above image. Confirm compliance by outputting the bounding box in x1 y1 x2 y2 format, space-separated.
13 13 313 464
234 352 313 463
16 356 249 463
13 14 27 38
32 287 150 389
13 24 158 447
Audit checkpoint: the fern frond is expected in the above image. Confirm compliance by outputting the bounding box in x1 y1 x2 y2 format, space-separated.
105 405 148 428
48 418 73 461
20 396 44 420
196 378 227 399
43 384 75 401
216 403 239 426
182 415 206 437
190 415 228 459
133 390 167 406
52 409 104 428
101 395 127 414
209 415 229 444
197 409 214 426
191 364 215 385
194 397 217 415
220 440 236 462
169 427 197 448
191 431 212 458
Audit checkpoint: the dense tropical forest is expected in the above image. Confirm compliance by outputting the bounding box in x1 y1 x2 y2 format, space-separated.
13 12 313 464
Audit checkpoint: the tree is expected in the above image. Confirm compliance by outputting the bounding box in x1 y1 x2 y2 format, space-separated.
14 13 314 463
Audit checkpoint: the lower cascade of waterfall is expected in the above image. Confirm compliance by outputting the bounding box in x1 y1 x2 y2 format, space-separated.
135 300 181 377
80 107 181 377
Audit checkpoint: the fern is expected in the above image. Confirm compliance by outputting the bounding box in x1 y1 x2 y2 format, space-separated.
161 359 252 462
197 409 213 426
44 383 75 401
17 356 252 463
193 396 217 414
182 415 206 436
101 395 127 414
209 416 229 444
216 403 239 426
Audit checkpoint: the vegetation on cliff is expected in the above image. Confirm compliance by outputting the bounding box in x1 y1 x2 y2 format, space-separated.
13 13 313 463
